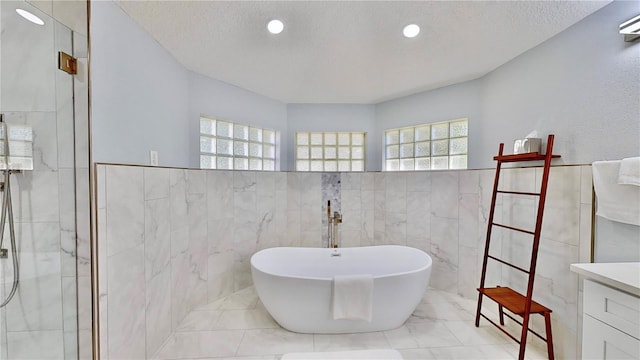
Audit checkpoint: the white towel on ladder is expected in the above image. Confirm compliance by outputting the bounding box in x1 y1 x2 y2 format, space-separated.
618 157 640 186
332 274 373 322
593 160 640 226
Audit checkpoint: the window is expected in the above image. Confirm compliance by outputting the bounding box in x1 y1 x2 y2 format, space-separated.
295 132 366 172
200 116 276 171
384 118 468 171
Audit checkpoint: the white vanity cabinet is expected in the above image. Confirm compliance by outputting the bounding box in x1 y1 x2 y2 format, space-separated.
571 263 640 360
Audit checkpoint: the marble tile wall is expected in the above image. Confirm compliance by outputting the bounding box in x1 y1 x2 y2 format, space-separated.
97 164 592 359
0 1 87 359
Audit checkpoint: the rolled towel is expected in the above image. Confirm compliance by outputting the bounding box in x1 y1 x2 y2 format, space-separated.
333 274 373 322
593 160 640 226
618 157 640 186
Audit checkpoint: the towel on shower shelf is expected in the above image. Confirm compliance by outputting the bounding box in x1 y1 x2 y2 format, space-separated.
332 274 373 322
618 157 640 186
592 160 640 226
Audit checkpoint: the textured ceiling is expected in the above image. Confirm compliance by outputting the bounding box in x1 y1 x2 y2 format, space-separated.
115 0 611 104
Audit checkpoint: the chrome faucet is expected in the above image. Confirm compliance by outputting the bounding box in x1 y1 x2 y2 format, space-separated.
327 200 342 248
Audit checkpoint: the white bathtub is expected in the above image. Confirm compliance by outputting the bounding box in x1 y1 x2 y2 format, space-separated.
250 245 432 334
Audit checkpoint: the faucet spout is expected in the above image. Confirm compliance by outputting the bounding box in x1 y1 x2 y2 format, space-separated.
328 207 342 248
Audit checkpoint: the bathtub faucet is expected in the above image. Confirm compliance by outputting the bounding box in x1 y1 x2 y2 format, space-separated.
327 200 342 248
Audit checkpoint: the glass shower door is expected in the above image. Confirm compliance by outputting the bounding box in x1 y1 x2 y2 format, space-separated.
0 1 81 358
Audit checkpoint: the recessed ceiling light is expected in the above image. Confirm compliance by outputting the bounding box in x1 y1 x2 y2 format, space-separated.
16 8 44 26
267 19 284 34
403 24 420 38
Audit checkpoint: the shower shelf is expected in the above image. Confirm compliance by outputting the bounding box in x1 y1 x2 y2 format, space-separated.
475 134 560 360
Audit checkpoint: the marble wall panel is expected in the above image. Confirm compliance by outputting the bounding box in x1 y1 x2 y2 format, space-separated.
187 169 207 195
144 167 170 201
145 266 171 356
107 244 145 359
5 273 62 331
58 169 77 276
385 172 407 194
12 170 60 223
170 230 190 330
6 330 63 359
406 191 429 250
431 171 459 219
233 190 258 258
105 166 144 256
286 172 302 210
458 193 479 248
458 245 478 299
145 198 171 282
74 169 91 277
361 190 375 247
95 164 593 359
61 277 77 359
430 216 459 293
187 192 208 310
75 276 91 344
169 169 189 231
406 171 430 192
207 170 234 221
256 191 277 250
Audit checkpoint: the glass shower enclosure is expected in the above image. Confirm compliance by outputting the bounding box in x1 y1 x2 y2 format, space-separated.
0 1 89 359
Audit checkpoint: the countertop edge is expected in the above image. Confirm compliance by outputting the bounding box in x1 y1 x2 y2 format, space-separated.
570 263 640 297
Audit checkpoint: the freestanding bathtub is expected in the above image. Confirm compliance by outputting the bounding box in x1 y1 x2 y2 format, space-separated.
250 245 432 334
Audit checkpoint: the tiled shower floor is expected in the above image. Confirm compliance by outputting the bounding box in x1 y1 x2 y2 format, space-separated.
153 287 548 359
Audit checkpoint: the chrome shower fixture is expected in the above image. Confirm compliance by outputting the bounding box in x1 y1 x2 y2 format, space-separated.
0 114 30 308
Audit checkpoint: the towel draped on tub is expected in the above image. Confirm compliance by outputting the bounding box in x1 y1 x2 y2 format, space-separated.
332 274 373 322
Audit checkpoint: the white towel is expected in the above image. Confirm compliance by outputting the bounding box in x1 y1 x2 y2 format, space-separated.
593 160 640 226
332 274 373 322
618 157 640 186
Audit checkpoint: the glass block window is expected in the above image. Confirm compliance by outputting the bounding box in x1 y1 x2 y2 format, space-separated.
295 132 366 172
384 118 468 171
200 116 276 171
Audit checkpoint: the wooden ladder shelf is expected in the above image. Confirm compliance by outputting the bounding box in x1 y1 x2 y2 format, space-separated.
475 134 560 360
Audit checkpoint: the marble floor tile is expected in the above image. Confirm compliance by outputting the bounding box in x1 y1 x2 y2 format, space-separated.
155 286 545 360
154 330 245 359
313 332 391 352
236 328 314 356
214 357 280 360
502 341 549 360
398 348 436 359
410 300 476 322
216 287 260 310
443 321 511 345
216 309 279 330
428 344 516 359
176 310 223 332
384 320 462 349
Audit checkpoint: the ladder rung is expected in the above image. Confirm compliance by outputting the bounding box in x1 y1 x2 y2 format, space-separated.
492 222 535 235
502 312 549 342
478 311 548 343
497 190 540 196
487 255 530 274
479 313 520 343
